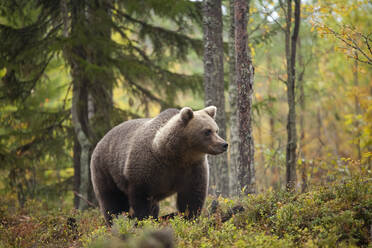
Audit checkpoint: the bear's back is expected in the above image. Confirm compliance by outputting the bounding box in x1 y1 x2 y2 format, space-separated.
91 108 180 189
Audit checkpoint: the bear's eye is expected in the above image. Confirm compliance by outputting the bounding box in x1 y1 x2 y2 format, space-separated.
204 129 212 136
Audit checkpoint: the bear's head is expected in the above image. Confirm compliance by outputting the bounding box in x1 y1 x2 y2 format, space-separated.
180 106 228 155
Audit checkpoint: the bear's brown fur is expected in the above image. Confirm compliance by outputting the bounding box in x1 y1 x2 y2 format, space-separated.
90 106 228 225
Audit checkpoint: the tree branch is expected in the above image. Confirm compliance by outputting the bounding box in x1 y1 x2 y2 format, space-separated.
73 191 96 207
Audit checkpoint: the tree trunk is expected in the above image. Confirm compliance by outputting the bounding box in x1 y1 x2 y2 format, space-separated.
298 38 307 193
63 0 114 209
235 0 255 194
87 0 114 143
73 134 81 208
353 52 361 161
284 0 301 191
61 0 83 208
267 57 278 189
86 0 114 205
66 0 95 210
228 0 239 196
202 0 229 197
71 80 92 210
257 113 266 189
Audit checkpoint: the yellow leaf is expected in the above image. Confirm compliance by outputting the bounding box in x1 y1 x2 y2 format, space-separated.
0 67 6 78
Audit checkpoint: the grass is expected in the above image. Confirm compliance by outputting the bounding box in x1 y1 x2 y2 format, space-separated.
0 176 371 247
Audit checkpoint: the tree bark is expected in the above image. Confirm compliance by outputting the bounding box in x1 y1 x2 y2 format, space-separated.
65 0 95 210
202 0 229 197
353 52 361 161
228 0 239 196
61 0 83 208
284 0 301 191
267 57 278 189
87 0 114 143
235 0 255 194
73 134 81 208
71 80 92 210
63 0 114 209
298 37 307 193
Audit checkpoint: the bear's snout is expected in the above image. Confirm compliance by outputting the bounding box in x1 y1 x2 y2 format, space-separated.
213 141 228 154
207 134 229 155
222 142 228 151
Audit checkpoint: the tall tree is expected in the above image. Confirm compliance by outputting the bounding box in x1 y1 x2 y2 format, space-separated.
0 0 71 206
0 0 204 207
280 0 301 190
353 52 361 161
65 0 97 209
202 0 229 196
228 0 239 196
235 0 255 194
297 37 307 193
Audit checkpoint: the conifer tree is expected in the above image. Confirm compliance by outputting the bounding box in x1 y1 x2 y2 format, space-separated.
228 0 240 196
202 0 229 197
0 0 204 207
235 0 256 194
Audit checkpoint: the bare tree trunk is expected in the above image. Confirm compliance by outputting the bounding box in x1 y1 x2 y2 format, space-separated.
65 0 95 210
86 0 114 205
353 52 361 161
283 0 301 191
71 81 92 210
202 0 229 197
235 0 255 194
228 0 239 196
87 0 114 142
73 135 81 208
316 107 323 158
297 38 307 193
257 113 266 190
267 57 278 189
63 0 114 209
61 0 83 208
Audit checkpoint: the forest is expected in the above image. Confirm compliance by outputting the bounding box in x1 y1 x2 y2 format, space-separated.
0 0 371 247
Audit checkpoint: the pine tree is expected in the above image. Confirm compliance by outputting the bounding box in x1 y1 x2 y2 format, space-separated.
0 0 204 207
202 0 229 197
228 0 239 196
235 0 255 194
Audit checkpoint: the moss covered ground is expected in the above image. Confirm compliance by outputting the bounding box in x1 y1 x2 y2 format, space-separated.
1 176 371 247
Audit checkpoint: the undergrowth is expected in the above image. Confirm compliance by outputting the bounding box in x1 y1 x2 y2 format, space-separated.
0 176 371 247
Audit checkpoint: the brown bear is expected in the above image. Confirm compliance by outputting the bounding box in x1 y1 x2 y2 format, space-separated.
90 106 228 225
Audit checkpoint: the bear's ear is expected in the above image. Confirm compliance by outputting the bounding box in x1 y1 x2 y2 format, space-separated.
180 107 194 124
204 106 217 119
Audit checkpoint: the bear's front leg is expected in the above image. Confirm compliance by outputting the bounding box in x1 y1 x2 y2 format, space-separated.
129 187 159 220
177 189 206 219
176 164 208 219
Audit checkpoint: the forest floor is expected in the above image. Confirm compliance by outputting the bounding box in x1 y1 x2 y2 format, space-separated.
0 176 371 248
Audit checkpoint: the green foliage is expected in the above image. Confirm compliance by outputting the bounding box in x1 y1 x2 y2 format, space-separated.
1 176 369 247
240 176 372 247
0 0 205 207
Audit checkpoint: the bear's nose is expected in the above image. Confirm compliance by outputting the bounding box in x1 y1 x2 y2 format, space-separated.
222 143 228 150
